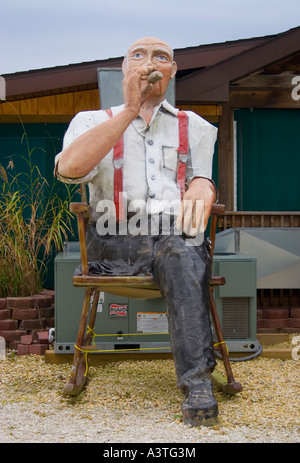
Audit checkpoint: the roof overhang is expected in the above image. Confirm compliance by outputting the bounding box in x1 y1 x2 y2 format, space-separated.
2 35 273 101
2 27 300 105
3 58 124 100
176 26 300 104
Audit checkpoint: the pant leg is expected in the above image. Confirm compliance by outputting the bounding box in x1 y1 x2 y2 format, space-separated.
82 221 216 392
153 234 216 391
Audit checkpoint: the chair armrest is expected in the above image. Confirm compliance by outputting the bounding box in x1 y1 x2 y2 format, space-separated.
211 203 225 216
69 202 89 214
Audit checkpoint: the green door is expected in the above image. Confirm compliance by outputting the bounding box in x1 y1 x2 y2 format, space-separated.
235 109 300 211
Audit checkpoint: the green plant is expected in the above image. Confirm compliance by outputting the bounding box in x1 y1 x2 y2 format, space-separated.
0 131 76 297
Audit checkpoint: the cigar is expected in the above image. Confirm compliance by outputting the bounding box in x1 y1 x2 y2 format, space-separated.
148 71 163 83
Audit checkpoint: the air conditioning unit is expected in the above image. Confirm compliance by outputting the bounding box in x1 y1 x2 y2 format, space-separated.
212 252 260 352
54 245 259 354
54 246 170 354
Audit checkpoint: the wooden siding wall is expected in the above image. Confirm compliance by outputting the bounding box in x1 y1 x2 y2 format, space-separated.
0 89 100 122
0 92 222 124
177 104 222 123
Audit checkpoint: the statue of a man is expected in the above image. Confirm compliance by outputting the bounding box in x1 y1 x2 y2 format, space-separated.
55 36 219 426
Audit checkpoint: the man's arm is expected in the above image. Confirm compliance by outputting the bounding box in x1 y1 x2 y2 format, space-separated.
56 65 154 179
56 108 137 179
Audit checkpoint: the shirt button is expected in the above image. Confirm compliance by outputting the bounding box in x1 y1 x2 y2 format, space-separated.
149 158 155 164
150 174 156 180
147 139 154 145
149 191 156 198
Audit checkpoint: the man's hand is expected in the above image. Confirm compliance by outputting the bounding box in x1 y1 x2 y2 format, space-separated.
176 177 216 237
122 65 155 116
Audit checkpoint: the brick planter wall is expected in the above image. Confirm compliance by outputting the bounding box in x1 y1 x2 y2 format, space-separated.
257 306 300 333
257 289 300 334
0 290 54 353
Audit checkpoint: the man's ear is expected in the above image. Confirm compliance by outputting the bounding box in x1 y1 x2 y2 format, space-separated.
171 61 177 79
122 57 128 75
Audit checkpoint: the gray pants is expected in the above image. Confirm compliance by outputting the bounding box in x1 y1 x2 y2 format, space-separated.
82 219 216 391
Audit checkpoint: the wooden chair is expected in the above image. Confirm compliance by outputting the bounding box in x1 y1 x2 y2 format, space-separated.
63 185 242 396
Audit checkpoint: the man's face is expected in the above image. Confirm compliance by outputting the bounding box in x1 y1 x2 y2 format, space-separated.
123 37 177 99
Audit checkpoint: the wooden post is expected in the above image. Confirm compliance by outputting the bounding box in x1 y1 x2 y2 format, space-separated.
218 104 234 210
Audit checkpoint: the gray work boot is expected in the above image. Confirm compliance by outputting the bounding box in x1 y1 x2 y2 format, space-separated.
182 377 218 427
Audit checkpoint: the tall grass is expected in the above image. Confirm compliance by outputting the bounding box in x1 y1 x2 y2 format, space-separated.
0 131 76 297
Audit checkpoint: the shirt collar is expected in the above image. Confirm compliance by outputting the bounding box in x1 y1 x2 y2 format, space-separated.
131 99 178 135
160 99 178 117
111 100 178 137
109 99 178 118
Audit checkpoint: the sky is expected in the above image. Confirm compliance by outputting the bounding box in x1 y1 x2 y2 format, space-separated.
1 0 300 75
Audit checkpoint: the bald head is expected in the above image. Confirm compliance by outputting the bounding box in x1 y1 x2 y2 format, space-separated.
126 36 174 59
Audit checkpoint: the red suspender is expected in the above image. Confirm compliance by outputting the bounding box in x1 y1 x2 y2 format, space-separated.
177 110 189 200
105 109 125 222
106 108 189 221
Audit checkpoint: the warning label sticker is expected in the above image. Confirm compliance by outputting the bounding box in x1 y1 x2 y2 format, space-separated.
137 312 169 333
90 292 104 313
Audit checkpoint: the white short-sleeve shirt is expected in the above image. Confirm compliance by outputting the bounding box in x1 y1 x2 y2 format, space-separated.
55 100 217 220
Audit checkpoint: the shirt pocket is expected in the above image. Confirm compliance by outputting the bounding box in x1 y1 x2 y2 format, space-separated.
162 146 178 181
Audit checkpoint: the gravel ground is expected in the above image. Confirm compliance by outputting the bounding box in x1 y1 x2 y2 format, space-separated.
0 336 299 444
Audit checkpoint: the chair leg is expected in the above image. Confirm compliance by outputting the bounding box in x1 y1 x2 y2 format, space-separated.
209 291 243 395
63 288 93 396
83 289 100 346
